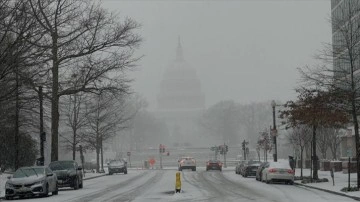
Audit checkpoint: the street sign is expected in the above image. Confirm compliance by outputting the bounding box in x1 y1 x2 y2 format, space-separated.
347 149 352 157
127 151 131 156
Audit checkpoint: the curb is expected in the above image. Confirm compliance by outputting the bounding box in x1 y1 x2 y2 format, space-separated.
294 182 360 201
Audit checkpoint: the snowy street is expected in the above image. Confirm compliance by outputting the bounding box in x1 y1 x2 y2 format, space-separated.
1 167 357 202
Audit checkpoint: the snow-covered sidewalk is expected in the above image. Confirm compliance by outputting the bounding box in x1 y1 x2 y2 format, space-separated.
294 168 360 199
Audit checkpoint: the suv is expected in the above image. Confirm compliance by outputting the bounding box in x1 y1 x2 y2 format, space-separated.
49 160 83 190
178 157 196 171
108 159 127 175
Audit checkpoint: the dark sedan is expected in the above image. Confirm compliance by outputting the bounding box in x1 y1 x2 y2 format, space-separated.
206 160 222 171
242 163 261 177
49 160 83 190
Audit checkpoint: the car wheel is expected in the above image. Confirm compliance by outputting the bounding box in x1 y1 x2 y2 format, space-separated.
5 196 12 200
53 184 58 195
109 172 112 175
192 167 196 171
73 177 79 190
124 170 128 174
289 180 294 185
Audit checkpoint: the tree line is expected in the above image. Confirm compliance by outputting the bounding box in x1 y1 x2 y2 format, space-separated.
0 0 141 171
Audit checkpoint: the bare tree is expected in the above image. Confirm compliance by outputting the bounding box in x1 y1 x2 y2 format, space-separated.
316 127 330 159
83 92 132 172
287 125 312 178
60 92 88 160
327 127 343 160
257 131 272 162
26 0 141 161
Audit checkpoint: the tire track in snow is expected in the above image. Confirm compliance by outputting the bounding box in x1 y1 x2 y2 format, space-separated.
66 171 153 202
101 170 163 202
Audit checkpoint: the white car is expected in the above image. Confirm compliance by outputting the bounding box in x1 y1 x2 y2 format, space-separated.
5 166 58 200
178 157 196 171
261 161 294 185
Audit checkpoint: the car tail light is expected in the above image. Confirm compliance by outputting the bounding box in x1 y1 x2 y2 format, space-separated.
268 168 277 173
288 169 295 174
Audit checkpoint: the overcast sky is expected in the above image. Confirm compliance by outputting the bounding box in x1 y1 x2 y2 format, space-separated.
102 0 331 110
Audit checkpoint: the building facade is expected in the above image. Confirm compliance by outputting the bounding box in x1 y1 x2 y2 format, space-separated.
331 0 360 159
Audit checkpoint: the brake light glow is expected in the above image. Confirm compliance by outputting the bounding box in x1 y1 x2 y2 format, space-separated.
268 168 277 173
288 169 295 174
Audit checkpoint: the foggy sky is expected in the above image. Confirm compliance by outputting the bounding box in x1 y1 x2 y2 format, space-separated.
102 0 331 110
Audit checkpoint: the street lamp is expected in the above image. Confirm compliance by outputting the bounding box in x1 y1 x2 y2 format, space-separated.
271 100 277 162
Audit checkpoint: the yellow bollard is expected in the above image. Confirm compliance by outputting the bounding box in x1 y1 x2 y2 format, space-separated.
175 171 181 193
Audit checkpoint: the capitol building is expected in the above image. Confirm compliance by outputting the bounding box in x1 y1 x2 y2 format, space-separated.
156 39 205 147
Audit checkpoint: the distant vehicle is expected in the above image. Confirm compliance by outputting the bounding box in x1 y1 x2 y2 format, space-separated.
206 160 222 171
108 159 128 175
5 166 58 200
256 162 269 181
242 162 261 177
235 160 247 174
178 157 196 171
49 160 83 190
261 161 295 185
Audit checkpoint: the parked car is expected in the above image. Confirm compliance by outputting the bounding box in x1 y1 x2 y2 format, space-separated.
235 160 247 174
49 160 83 190
240 161 260 176
178 157 196 171
261 161 295 184
256 162 269 181
5 166 58 200
242 162 261 177
206 160 222 171
108 159 128 175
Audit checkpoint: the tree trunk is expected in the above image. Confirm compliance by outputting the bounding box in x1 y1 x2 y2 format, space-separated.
312 125 318 180
51 35 59 162
300 147 304 178
14 68 20 170
101 138 104 172
96 133 100 173
72 95 77 161
96 145 100 173
72 130 76 161
351 99 360 189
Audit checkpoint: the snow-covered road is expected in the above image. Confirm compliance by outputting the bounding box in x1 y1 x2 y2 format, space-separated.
2 168 357 202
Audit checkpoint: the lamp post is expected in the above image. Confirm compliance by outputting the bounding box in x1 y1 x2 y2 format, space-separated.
271 100 277 162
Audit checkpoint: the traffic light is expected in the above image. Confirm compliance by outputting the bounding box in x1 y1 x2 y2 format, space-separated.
225 145 228 152
162 147 165 153
242 141 245 150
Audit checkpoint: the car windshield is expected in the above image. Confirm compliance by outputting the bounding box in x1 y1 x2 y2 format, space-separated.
49 161 75 171
109 160 125 166
13 167 44 178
